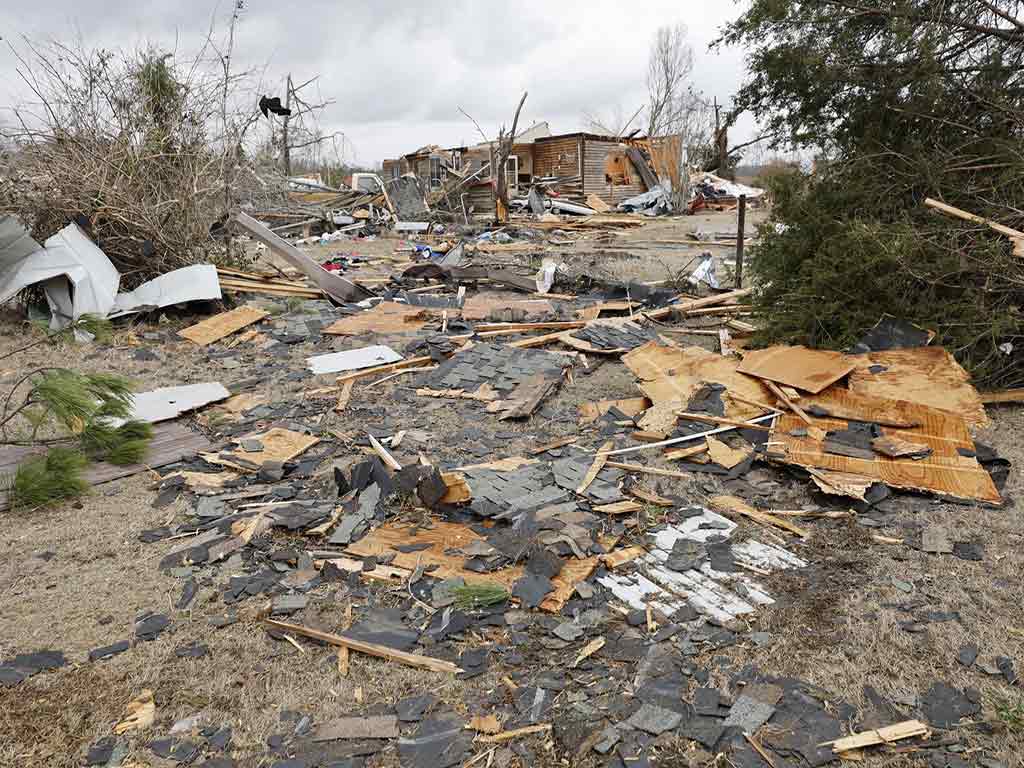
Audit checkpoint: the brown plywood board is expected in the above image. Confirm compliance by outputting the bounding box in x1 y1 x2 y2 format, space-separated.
204 428 319 472
846 347 988 428
0 422 213 510
178 305 268 346
322 302 430 336
579 397 651 424
798 390 920 428
768 389 1000 504
623 341 774 421
461 295 554 321
346 521 598 612
736 345 854 394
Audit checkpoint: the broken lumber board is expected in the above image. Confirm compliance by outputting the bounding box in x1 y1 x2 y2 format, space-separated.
846 347 988 428
626 485 674 507
768 389 1001 504
600 414 778 456
643 287 753 320
980 388 1024 404
737 345 855 394
683 305 753 316
529 436 578 454
475 321 586 332
924 197 1024 239
797 389 918 428
178 306 268 346
762 379 813 425
367 432 402 470
605 461 695 480
824 719 929 752
663 444 710 462
336 356 434 384
323 303 430 335
675 411 772 432
264 619 461 674
709 495 810 539
476 724 553 744
334 380 354 412
594 500 643 515
577 441 613 493
579 397 651 424
218 280 322 299
345 521 595 612
509 330 571 349
230 212 371 303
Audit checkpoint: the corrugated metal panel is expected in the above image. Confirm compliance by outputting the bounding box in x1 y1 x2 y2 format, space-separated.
582 139 647 205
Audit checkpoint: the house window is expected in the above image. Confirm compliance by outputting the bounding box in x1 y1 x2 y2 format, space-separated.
429 157 443 189
452 151 462 171
478 160 490 178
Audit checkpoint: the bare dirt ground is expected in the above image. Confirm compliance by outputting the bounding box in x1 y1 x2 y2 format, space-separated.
1 210 1021 768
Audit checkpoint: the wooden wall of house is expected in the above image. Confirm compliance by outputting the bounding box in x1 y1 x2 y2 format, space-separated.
464 183 496 217
533 136 582 179
582 139 647 205
382 159 401 180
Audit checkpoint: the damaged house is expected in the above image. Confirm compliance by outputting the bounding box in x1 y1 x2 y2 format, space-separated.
382 123 666 219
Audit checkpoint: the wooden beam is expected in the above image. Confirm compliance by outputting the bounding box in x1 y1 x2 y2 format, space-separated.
263 619 461 674
336 356 434 384
823 720 930 752
605 461 694 480
675 411 773 432
709 495 810 539
924 197 1024 239
476 724 553 744
762 379 813 425
979 388 1024 404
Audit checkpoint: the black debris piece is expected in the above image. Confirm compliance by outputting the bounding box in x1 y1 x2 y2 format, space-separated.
397 693 438 722
85 736 117 766
0 650 67 687
852 316 932 353
957 644 979 668
149 737 201 764
511 573 553 609
921 682 982 728
89 640 131 662
176 578 199 610
176 642 210 659
397 713 473 768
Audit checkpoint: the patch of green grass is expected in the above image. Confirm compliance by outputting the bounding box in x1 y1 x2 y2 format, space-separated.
453 583 509 610
9 447 90 510
996 696 1024 733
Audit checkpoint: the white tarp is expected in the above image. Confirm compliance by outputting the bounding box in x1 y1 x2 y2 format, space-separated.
0 215 222 329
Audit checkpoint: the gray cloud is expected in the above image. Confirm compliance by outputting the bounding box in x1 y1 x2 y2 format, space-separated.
0 0 756 165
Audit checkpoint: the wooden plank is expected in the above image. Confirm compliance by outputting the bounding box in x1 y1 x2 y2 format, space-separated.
675 411 772 432
509 330 570 349
737 345 855 394
605 461 694 480
705 437 750 469
847 347 988 428
709 495 810 539
230 212 370 303
204 428 318 472
643 287 753 320
625 486 674 507
824 719 929 752
768 389 1000 504
367 432 402 470
980 388 1024 404
334 381 354 413
797 389 917 428
924 197 1024 239
577 441 613 494
178 306 268 346
663 444 710 462
594 500 643 515
762 379 813 425
476 724 552 744
263 619 460 674
529 437 578 454
336 356 434 384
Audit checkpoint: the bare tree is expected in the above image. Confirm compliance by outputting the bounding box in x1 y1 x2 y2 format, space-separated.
494 91 528 223
646 24 695 137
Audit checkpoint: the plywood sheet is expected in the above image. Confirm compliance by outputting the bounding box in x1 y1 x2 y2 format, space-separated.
461 295 553 321
204 427 319 472
623 341 774 420
346 521 598 612
798 389 920 428
736 345 854 394
178 305 268 345
768 389 1000 504
847 347 988 428
0 422 213 510
322 302 430 336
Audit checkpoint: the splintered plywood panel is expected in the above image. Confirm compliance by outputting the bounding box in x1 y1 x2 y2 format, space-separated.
461 295 554 321
178 305 268 346
322 302 430 336
847 347 988 428
205 428 319 472
346 521 597 612
769 389 1000 504
579 397 652 424
798 389 920 428
736 345 855 394
623 341 774 420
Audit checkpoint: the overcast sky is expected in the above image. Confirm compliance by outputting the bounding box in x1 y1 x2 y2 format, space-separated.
0 0 756 167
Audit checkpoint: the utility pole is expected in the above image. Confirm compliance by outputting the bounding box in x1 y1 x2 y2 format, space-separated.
282 74 292 177
735 194 747 289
